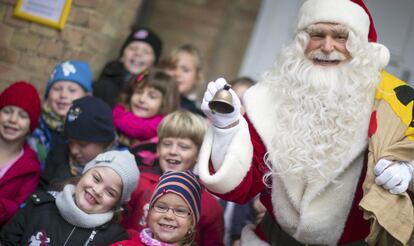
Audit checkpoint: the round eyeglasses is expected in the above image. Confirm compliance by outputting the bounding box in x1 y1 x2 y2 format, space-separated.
152 204 191 218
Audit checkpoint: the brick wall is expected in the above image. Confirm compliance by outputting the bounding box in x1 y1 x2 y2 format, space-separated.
0 0 260 97
0 0 143 92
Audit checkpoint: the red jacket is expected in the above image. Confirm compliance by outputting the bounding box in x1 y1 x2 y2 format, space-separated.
0 144 40 227
122 169 225 246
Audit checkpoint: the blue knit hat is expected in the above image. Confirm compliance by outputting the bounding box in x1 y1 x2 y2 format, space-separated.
150 171 202 224
64 96 115 143
45 60 92 98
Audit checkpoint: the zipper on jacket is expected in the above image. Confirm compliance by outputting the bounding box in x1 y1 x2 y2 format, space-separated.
63 226 76 246
83 229 97 246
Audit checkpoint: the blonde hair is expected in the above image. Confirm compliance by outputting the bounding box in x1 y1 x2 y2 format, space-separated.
160 44 205 99
157 110 207 150
119 68 180 115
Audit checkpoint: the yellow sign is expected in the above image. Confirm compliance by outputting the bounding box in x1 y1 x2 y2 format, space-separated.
14 0 72 30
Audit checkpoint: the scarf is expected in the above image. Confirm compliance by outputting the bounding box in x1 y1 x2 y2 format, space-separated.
41 103 65 132
140 228 176 246
55 184 114 228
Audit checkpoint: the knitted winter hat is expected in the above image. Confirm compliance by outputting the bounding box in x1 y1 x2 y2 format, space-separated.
0 81 41 132
150 171 202 224
64 96 115 142
83 150 139 203
45 60 93 98
120 27 163 64
297 0 389 67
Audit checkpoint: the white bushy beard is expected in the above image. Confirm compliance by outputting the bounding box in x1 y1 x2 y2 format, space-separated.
262 30 384 184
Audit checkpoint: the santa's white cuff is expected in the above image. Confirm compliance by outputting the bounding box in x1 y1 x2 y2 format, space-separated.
198 117 253 194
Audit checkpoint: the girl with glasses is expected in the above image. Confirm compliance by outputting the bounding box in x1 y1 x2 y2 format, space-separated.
113 170 201 246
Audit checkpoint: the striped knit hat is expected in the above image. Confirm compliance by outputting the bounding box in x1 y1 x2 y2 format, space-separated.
150 171 202 224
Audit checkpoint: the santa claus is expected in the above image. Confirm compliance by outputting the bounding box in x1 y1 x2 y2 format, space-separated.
199 0 414 245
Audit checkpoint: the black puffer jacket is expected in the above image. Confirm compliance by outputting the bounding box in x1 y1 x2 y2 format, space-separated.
93 60 134 108
0 191 128 245
38 144 71 191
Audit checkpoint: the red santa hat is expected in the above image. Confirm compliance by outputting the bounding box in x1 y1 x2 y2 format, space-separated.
297 0 389 67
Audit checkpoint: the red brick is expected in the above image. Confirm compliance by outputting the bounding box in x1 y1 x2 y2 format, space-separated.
30 23 60 38
39 39 65 59
61 25 87 46
0 23 14 46
18 53 50 72
74 0 100 8
67 6 90 26
11 31 41 51
0 46 20 63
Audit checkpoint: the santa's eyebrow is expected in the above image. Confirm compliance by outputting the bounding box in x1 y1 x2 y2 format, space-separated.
306 25 325 35
331 25 349 37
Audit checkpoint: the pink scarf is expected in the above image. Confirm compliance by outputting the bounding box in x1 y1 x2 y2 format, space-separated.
140 228 177 246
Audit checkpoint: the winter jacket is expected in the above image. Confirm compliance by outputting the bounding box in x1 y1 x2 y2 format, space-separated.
121 167 225 246
0 144 40 228
38 144 72 191
93 61 134 108
180 95 204 117
0 191 128 245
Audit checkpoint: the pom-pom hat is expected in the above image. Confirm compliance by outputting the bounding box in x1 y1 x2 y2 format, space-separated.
64 96 115 143
45 60 92 99
297 0 389 67
0 81 41 132
150 171 202 224
83 150 139 203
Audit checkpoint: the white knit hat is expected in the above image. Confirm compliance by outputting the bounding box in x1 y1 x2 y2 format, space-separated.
83 150 139 203
297 0 390 67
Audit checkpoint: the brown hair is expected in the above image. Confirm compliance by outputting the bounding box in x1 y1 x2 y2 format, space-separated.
119 68 180 115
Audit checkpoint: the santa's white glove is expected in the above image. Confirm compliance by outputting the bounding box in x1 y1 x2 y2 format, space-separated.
374 159 414 194
201 78 241 128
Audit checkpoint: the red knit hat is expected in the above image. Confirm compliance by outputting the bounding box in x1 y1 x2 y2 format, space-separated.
0 81 41 132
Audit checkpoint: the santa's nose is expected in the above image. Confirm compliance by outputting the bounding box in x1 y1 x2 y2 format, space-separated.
320 37 335 54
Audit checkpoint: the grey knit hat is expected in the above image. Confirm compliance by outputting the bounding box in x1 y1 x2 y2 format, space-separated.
83 150 139 203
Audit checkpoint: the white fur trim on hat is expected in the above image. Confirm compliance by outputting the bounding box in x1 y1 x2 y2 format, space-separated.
297 0 370 41
83 150 139 203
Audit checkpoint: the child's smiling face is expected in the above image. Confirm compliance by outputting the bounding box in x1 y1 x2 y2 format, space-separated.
130 85 163 118
148 192 193 244
0 106 31 143
75 166 122 214
121 41 156 74
47 81 87 118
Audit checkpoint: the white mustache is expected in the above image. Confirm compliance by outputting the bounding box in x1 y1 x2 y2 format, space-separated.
308 49 347 61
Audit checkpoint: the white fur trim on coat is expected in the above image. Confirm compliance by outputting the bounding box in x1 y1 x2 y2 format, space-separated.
297 0 370 39
243 83 369 244
198 117 253 194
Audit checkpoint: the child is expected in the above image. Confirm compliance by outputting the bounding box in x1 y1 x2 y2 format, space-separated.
28 60 92 168
161 44 205 116
94 27 163 108
0 150 139 245
229 76 256 115
39 96 116 190
123 110 225 246
113 68 179 148
0 81 41 228
114 170 201 246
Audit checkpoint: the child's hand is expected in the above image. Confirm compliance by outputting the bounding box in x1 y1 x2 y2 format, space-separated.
201 78 241 128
